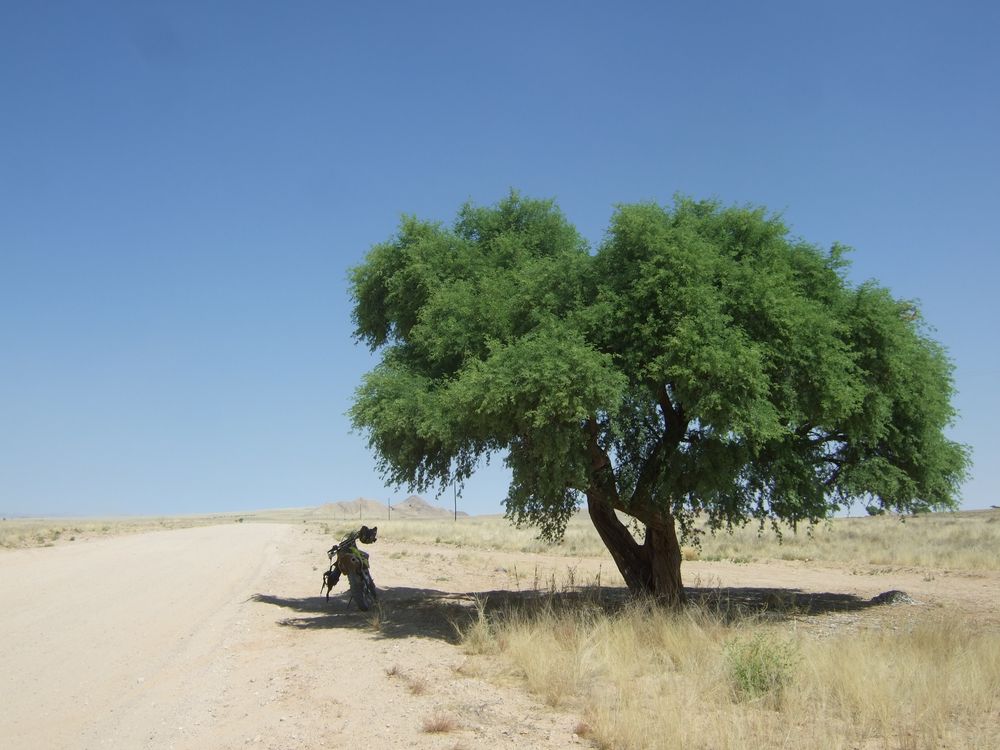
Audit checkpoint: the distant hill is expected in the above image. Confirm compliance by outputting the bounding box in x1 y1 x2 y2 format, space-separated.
309 495 468 521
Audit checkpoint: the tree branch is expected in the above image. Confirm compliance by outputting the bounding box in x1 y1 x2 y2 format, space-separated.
824 466 844 487
806 432 848 447
629 385 688 515
585 418 612 473
657 384 682 433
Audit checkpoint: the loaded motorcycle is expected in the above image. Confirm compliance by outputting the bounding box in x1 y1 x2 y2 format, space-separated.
322 525 378 611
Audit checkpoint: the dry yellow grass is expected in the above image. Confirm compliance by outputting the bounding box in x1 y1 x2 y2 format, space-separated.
314 514 611 556
13 506 997 572
424 509 999 747
692 509 1000 570
0 515 230 548
0 506 311 550
459 594 1000 750
7 504 997 748
421 712 460 733
325 508 1000 571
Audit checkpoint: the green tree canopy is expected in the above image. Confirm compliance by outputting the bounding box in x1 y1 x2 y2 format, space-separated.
349 192 969 602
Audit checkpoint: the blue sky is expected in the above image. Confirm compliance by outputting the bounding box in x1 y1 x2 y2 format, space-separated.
2 1 997 518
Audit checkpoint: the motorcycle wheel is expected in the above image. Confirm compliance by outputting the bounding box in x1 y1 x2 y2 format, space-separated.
347 569 374 611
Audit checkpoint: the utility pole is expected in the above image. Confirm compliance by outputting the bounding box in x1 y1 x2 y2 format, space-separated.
387 497 391 521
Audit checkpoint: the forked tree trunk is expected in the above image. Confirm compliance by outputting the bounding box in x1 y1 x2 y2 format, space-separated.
586 492 686 605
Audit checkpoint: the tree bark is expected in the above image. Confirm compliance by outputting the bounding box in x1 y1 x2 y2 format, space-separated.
643 514 686 605
584 417 686 605
586 491 651 592
586 491 686 605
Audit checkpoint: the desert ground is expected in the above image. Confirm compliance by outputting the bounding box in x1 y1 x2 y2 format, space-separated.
1 508 997 749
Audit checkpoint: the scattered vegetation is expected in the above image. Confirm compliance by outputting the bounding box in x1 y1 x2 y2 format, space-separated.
421 712 459 733
723 631 798 704
0 516 221 549
386 665 429 695
5 505 997 749
13 507 997 574
330 509 1000 571
457 589 999 750
0 507 310 550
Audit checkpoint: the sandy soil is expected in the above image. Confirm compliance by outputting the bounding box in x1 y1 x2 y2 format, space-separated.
2 522 997 750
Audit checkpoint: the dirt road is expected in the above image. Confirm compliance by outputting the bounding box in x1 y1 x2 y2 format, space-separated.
0 523 583 750
3 522 997 750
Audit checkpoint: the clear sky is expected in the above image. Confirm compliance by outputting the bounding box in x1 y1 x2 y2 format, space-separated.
2 1 997 518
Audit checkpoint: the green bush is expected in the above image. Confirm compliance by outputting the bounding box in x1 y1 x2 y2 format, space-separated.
724 631 798 703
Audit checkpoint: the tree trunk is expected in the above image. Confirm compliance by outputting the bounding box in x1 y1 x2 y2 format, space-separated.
583 417 686 605
586 492 686 605
644 515 686 605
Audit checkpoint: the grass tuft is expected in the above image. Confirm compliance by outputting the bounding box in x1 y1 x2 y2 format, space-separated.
422 713 459 733
724 631 798 704
386 664 430 695
458 594 999 750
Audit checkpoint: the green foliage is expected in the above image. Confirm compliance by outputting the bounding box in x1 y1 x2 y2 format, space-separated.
349 191 969 542
724 631 799 702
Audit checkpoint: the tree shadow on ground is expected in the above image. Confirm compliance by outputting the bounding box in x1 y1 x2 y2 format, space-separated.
250 582 905 642
250 587 514 641
686 585 900 621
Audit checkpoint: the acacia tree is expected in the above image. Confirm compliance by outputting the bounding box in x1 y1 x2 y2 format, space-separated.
349 193 969 603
